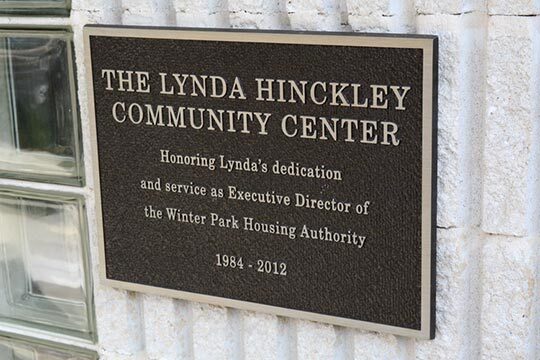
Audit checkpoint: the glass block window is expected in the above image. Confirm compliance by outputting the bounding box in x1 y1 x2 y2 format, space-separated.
0 188 95 341
0 333 97 359
0 29 83 186
0 1 70 16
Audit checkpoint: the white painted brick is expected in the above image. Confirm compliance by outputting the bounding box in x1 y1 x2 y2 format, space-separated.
346 0 417 33
417 14 487 228
244 312 279 360
488 0 540 15
192 304 229 360
345 1 390 18
142 295 182 359
95 287 145 357
479 236 537 359
416 229 482 359
121 0 156 25
353 330 401 359
296 320 336 359
225 308 244 359
287 0 343 30
114 0 175 29
346 0 392 32
483 16 535 236
286 0 341 14
174 0 230 27
527 18 540 235
153 0 176 25
73 0 122 23
388 0 417 32
99 351 144 360
176 300 195 359
277 317 298 358
453 13 487 227
415 0 486 14
418 15 460 229
229 0 288 29
334 326 354 359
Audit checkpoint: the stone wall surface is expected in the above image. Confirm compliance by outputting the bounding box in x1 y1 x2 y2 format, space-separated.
2 0 539 358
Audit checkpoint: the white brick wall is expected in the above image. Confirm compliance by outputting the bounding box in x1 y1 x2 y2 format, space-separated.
2 0 539 358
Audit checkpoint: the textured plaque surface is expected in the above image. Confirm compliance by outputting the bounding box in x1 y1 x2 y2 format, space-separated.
85 26 437 339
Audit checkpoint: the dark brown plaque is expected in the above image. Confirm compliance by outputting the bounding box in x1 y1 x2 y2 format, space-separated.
84 26 437 339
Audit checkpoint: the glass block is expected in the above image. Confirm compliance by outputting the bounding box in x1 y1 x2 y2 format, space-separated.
0 30 83 186
0 333 97 360
0 188 95 341
0 1 70 16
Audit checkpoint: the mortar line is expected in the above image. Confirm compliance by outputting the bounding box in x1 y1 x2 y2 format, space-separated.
526 15 540 236
527 16 540 360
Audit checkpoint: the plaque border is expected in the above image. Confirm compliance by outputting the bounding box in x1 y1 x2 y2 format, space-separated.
83 25 438 340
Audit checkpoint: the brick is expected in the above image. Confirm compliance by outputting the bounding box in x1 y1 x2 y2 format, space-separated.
417 13 487 228
479 235 537 359
244 312 279 360
225 308 245 359
117 0 174 25
95 288 145 357
415 0 486 14
142 295 182 359
416 15 461 228
120 0 154 25
353 330 401 359
483 16 535 236
73 0 122 23
287 0 343 30
334 326 354 359
416 229 482 359
346 0 418 32
174 0 230 27
229 0 288 29
277 317 298 358
345 0 392 32
192 303 229 360
488 0 540 15
389 0 417 32
99 351 141 360
296 320 336 359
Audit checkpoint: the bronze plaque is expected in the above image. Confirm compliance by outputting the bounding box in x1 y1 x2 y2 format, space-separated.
85 26 437 339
